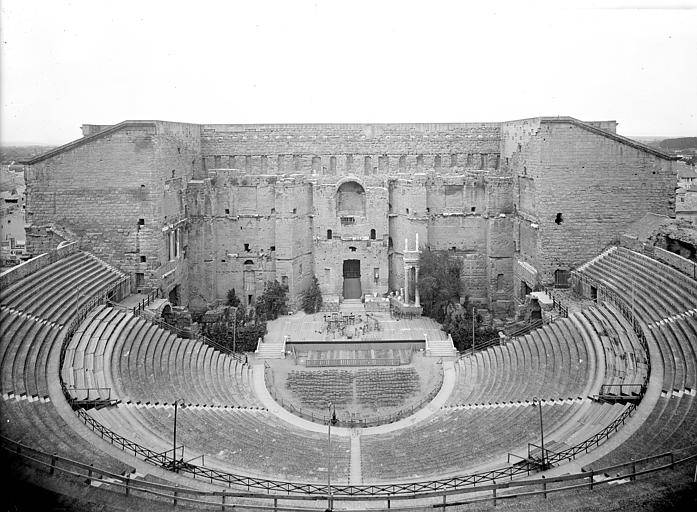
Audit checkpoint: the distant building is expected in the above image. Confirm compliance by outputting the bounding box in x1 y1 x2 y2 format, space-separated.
0 181 28 267
676 162 697 223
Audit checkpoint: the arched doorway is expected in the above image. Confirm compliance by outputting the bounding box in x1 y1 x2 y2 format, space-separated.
161 304 174 325
342 259 362 299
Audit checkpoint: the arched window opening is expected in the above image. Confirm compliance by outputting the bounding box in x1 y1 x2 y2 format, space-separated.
370 229 376 240
327 229 333 240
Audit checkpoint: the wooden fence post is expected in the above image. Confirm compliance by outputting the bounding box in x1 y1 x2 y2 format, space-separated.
125 473 130 497
589 470 594 490
50 453 57 475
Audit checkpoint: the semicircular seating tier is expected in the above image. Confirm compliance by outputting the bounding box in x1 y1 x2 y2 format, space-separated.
0 249 136 479
454 303 650 406
62 305 260 407
573 246 697 469
2 244 697 509
61 304 351 482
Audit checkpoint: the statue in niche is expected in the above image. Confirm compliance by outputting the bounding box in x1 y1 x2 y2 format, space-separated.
258 249 267 270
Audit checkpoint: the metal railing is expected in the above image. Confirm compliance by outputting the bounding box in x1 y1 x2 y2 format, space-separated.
59 274 132 399
570 270 652 390
458 318 545 358
599 383 646 398
3 434 695 510
133 306 245 364
49 257 652 500
542 285 569 317
131 288 160 315
56 360 650 499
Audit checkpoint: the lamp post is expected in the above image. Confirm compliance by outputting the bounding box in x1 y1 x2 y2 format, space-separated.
326 403 338 511
231 306 238 353
533 397 546 469
471 306 476 355
172 398 186 472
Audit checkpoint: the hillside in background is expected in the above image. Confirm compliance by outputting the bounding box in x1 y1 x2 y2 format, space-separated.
0 146 55 165
659 137 697 151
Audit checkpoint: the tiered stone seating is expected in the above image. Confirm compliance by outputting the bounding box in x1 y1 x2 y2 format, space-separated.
1 251 123 401
62 306 259 407
0 249 135 483
579 247 697 323
448 315 592 406
575 247 697 468
582 305 648 389
1 251 122 326
0 399 133 476
361 403 579 481
88 405 351 483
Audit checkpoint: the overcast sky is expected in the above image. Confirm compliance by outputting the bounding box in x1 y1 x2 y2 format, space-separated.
1 0 696 145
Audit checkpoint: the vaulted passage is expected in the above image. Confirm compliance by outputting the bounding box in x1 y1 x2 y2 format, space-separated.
343 259 361 299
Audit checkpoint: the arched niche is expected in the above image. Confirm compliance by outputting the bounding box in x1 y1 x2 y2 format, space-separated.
336 180 366 217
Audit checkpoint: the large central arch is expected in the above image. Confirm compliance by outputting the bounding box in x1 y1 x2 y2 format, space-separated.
336 180 366 217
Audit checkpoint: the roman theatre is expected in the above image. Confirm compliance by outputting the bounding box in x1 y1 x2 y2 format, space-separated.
1 117 696 510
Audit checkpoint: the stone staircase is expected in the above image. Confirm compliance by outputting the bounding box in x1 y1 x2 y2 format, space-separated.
340 298 365 316
576 245 616 273
426 334 457 357
255 335 286 359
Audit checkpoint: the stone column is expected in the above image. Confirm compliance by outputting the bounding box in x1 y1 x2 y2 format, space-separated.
404 265 410 304
414 267 420 307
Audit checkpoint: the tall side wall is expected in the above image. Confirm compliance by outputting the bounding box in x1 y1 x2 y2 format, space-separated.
503 118 676 292
24 121 201 304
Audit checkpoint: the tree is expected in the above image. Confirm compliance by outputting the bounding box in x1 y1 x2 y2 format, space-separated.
226 288 241 308
417 248 464 323
207 315 267 353
233 322 267 352
442 300 498 352
301 276 323 314
255 280 288 321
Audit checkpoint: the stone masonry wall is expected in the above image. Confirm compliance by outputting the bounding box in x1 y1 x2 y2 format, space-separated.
200 123 501 176
24 117 674 323
186 171 313 309
24 121 201 303
503 118 676 289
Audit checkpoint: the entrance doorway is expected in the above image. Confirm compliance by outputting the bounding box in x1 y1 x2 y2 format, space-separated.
342 259 362 299
168 285 180 306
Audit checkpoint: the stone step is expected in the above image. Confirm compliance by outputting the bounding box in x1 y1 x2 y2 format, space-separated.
255 341 285 359
426 339 457 357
